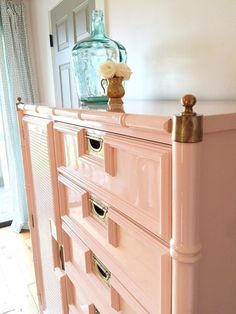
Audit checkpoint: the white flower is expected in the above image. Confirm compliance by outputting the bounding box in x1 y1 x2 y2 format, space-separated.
97 61 116 79
98 61 132 80
115 63 132 80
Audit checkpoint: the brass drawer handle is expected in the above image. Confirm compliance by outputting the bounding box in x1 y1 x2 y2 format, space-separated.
93 255 111 285
90 198 108 222
86 134 103 153
59 245 65 271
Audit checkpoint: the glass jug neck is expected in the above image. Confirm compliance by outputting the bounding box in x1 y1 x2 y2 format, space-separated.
91 10 106 37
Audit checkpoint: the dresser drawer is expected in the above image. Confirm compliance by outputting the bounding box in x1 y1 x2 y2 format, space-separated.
65 275 96 314
63 224 148 313
58 175 117 246
61 202 171 313
54 122 171 241
62 224 92 275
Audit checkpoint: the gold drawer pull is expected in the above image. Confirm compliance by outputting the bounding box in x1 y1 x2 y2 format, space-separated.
86 134 103 153
59 245 65 271
90 198 108 222
93 255 111 285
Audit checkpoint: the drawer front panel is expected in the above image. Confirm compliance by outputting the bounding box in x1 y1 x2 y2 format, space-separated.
63 229 148 314
58 175 90 227
65 276 95 314
62 223 92 275
54 123 104 171
58 175 116 245
62 206 171 313
55 123 171 241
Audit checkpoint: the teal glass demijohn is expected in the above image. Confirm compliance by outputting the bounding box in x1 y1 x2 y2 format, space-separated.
72 10 127 104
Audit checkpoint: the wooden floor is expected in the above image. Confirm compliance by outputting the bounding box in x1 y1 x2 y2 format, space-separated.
0 227 39 314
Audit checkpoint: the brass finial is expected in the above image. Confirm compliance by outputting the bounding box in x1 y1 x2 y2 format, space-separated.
16 97 24 105
172 94 203 143
181 94 197 115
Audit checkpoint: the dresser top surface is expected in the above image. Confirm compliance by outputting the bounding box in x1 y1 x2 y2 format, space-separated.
82 100 236 117
18 100 236 144
19 99 236 117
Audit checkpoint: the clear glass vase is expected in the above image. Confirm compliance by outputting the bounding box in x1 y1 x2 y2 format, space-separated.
72 10 127 104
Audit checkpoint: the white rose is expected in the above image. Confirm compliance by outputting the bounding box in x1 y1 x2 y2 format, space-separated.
115 63 132 80
97 61 116 79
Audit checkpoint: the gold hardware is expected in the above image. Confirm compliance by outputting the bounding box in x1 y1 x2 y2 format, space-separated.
93 255 111 285
31 214 34 228
172 94 203 143
90 198 108 222
59 245 65 271
16 96 24 106
86 133 104 157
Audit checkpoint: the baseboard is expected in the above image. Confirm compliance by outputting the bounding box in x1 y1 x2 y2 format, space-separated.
0 220 12 228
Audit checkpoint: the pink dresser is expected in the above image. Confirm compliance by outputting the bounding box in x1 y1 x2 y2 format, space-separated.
17 96 236 314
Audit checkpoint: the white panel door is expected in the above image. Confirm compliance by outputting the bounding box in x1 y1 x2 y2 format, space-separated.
50 0 95 108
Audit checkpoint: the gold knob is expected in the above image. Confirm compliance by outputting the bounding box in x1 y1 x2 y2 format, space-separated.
172 94 203 143
16 97 24 105
181 94 197 116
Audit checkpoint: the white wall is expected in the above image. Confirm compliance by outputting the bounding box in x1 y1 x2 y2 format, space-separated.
105 0 236 100
29 0 236 104
29 0 59 105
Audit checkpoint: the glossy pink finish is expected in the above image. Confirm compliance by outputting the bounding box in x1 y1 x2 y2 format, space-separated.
18 110 46 313
21 116 66 314
59 176 171 314
54 123 172 242
197 131 236 314
171 142 202 314
65 275 96 314
17 104 236 314
18 101 236 143
62 222 149 313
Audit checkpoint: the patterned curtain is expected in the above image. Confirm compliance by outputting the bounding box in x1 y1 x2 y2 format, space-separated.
0 0 38 232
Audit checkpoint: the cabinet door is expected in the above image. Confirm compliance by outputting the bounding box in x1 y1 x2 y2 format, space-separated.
22 116 67 314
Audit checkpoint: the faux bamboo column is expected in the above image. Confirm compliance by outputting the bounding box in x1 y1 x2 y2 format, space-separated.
171 95 203 314
16 98 46 311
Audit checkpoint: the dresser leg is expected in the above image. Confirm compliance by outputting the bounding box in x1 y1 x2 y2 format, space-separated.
171 142 202 314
